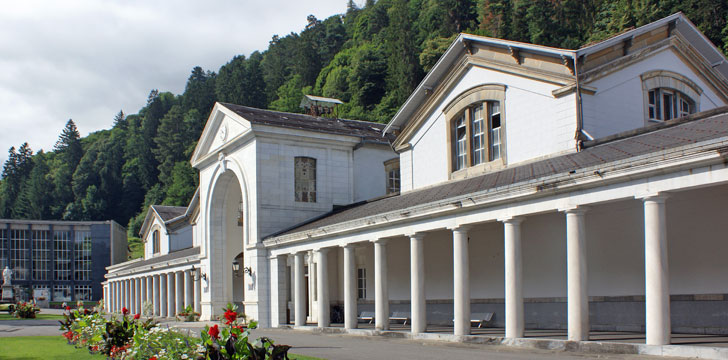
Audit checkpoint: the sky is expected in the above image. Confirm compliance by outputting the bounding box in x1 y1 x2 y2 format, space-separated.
0 0 349 166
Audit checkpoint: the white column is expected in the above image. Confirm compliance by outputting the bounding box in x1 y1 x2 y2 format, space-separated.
316 249 330 327
270 255 287 327
374 239 389 330
503 217 525 339
410 233 426 334
153 275 161 316
115 281 120 313
136 278 142 314
146 276 153 314
110 282 116 313
343 244 357 329
193 269 202 314
160 273 168 317
643 194 671 345
565 207 589 341
141 277 147 310
294 252 306 326
184 270 193 311
129 279 135 313
176 271 184 315
167 272 176 317
452 225 471 336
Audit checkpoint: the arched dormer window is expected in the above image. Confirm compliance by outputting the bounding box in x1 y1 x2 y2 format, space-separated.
152 230 160 254
445 84 506 176
641 70 702 123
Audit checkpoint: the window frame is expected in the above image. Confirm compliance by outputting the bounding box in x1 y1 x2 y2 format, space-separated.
294 156 317 203
384 158 400 194
444 84 506 179
152 229 160 254
641 70 701 124
357 267 367 300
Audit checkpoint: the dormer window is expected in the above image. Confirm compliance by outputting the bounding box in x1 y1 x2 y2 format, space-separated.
641 70 701 124
384 158 400 194
647 88 695 122
444 84 506 177
451 101 502 171
152 230 160 254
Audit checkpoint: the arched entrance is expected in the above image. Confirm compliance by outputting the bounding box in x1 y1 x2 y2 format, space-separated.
208 170 245 312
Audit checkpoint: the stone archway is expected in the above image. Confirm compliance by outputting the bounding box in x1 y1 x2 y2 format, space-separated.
208 170 245 314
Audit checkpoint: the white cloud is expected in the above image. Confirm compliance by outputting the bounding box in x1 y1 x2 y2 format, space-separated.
0 0 349 164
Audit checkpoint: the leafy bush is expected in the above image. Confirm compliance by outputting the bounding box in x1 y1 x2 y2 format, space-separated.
177 304 200 322
13 301 39 318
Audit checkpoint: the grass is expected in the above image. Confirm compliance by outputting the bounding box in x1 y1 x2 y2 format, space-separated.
0 336 322 360
127 236 144 260
0 313 64 320
0 336 103 360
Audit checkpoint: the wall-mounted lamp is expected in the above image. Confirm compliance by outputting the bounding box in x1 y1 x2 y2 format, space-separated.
190 265 207 281
232 259 253 277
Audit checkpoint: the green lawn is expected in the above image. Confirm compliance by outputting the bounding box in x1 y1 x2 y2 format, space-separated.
0 336 323 360
0 313 64 321
0 336 103 360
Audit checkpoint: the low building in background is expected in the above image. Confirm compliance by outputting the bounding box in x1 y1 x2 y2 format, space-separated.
0 219 127 303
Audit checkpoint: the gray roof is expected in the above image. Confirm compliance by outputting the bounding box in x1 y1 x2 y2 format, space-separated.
269 107 728 238
219 103 394 143
113 246 200 272
151 205 187 222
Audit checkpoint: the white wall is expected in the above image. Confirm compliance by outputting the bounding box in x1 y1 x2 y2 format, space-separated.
582 48 726 139
353 144 396 202
144 217 170 259
405 66 576 192
169 225 193 252
256 137 355 239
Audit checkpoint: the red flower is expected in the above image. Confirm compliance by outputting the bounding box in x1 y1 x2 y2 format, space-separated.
224 309 237 325
208 324 220 339
134 313 140 320
122 307 129 315
65 306 70 311
149 357 157 360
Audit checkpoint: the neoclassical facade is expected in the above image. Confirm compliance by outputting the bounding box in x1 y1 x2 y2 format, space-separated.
107 13 728 348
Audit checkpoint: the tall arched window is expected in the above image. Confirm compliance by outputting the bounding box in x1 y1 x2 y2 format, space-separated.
295 157 316 202
152 230 160 254
641 70 701 123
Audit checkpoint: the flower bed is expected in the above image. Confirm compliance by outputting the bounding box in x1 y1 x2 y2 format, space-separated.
62 302 292 359
13 301 39 318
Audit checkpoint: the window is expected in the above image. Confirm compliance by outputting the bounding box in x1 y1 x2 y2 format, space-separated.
54 231 71 281
384 158 400 194
10 229 29 281
357 268 366 299
451 101 502 171
74 231 92 282
647 88 695 121
0 229 7 271
641 70 701 123
74 285 92 301
152 230 160 254
53 285 71 302
294 157 316 202
32 230 50 281
444 84 506 175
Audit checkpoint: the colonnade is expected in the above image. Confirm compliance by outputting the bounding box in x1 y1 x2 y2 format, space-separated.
106 268 202 318
273 193 672 346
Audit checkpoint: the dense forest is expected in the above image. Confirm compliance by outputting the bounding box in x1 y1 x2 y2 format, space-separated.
2 0 727 239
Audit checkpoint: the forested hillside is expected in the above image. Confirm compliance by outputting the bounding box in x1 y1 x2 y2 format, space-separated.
2 0 727 237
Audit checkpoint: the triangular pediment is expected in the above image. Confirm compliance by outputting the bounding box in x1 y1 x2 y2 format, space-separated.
190 102 252 167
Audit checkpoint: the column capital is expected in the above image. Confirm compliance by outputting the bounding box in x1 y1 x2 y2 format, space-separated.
314 247 330 255
499 216 525 225
406 232 426 240
341 243 357 249
448 224 473 233
636 192 670 203
559 205 589 215
371 238 389 245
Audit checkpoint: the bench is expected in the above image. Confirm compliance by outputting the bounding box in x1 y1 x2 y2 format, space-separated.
389 311 411 325
453 312 494 328
357 311 375 324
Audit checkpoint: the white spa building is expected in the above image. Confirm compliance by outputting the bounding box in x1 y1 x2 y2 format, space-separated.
105 13 728 347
